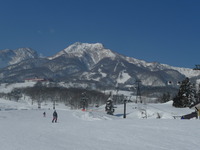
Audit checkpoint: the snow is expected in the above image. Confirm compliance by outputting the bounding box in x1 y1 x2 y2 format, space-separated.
0 82 36 93
126 55 200 78
98 68 107 78
10 48 38 65
170 66 200 78
117 70 131 84
137 74 165 86
0 98 200 150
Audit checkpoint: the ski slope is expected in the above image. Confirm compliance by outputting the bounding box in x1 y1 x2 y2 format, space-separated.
0 99 200 150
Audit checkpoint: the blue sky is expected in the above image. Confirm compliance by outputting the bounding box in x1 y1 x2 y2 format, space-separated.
0 0 200 68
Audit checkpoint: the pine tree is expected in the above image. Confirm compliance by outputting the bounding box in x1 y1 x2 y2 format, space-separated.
173 77 197 107
105 96 115 115
80 92 88 110
161 92 170 103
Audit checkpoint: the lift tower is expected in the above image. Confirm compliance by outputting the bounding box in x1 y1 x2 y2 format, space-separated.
136 80 142 103
135 80 147 118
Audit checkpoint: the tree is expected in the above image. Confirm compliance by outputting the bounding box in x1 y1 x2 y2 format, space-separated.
10 85 108 109
105 96 115 115
173 77 197 108
80 92 88 110
160 92 170 103
9 88 22 102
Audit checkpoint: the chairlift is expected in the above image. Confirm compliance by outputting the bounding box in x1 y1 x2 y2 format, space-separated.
167 81 172 85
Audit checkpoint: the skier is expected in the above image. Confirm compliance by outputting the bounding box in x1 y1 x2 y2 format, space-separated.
43 112 46 117
52 110 58 123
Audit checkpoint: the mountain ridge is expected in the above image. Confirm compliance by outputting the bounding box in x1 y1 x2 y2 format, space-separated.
49 42 200 78
0 42 200 97
0 47 39 68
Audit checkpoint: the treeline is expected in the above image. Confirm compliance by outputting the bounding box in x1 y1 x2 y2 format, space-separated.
173 77 200 108
0 82 109 109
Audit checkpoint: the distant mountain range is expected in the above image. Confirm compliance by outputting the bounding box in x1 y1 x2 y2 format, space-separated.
1 42 200 97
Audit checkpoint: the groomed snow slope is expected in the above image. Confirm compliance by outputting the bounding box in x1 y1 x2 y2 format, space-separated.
0 99 200 150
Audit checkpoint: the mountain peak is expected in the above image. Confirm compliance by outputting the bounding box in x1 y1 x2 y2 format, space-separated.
0 47 39 68
49 42 116 64
8 48 38 65
14 48 38 56
63 42 104 53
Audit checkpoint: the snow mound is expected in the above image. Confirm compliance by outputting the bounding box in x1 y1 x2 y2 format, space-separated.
0 99 32 111
0 82 36 93
73 111 114 121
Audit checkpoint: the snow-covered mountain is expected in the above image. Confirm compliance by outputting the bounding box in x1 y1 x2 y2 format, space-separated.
49 42 117 69
0 42 200 96
49 42 200 78
0 48 39 68
47 43 200 87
